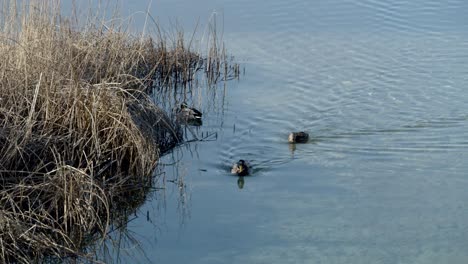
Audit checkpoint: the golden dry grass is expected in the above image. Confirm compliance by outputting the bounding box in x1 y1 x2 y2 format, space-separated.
0 0 234 262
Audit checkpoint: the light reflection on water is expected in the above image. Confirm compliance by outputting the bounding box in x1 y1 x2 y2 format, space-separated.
77 0 468 263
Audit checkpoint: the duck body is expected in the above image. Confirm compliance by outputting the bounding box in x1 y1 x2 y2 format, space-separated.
231 159 249 176
177 102 202 123
288 132 309 143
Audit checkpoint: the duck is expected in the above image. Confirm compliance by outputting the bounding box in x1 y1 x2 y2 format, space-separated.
177 102 202 122
288 132 309 143
231 159 249 176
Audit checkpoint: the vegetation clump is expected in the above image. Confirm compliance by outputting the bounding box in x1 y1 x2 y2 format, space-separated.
0 0 236 262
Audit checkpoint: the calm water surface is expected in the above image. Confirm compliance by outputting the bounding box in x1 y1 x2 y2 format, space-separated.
98 0 468 263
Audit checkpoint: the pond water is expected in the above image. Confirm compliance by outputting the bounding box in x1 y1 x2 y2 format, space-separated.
90 0 468 263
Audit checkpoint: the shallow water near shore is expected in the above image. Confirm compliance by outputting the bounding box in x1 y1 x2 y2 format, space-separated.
82 0 468 263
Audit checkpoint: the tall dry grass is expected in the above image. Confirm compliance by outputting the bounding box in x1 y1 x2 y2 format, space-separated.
0 0 235 262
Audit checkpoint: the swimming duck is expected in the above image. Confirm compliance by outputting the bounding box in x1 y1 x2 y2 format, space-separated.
177 102 202 122
288 132 309 143
231 159 249 176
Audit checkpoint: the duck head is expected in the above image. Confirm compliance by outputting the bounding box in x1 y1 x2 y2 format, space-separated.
180 102 189 109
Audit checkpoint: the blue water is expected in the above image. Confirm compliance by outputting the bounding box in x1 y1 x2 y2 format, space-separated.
81 0 468 263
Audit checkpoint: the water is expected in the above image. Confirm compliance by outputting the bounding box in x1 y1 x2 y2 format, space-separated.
90 0 468 263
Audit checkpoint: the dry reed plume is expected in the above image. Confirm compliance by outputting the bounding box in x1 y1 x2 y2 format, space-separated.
0 0 235 262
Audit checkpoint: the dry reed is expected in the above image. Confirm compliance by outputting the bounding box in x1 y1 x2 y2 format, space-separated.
0 0 235 262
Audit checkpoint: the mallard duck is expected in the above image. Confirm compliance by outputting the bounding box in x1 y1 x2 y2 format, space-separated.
177 102 202 122
231 159 249 176
288 132 309 143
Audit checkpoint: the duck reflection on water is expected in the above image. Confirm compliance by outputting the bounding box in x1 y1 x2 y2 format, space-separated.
237 177 245 189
